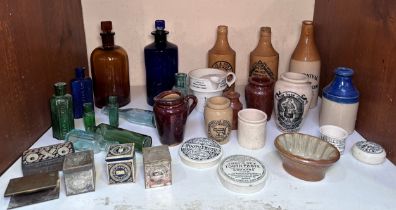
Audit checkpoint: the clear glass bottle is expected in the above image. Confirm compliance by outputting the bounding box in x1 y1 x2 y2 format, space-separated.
144 20 178 106
83 102 96 132
249 27 279 80
50 82 75 140
90 21 130 108
65 129 106 154
172 73 188 96
208 25 236 92
71 67 94 118
108 96 119 127
102 107 155 128
95 123 152 152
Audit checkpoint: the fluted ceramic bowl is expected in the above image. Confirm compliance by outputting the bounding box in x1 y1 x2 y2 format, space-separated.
274 133 340 181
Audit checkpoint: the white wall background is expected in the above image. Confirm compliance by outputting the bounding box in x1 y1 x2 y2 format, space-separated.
81 0 315 86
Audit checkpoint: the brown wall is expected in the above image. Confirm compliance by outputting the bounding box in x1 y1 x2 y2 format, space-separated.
314 0 396 163
0 0 87 174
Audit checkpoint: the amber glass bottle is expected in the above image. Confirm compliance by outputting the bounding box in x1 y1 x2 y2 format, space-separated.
90 21 130 108
208 25 236 92
249 27 279 80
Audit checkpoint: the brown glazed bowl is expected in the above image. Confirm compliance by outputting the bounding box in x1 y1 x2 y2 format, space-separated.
274 133 340 181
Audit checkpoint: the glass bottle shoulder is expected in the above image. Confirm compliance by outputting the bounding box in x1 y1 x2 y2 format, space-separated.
91 45 128 57
144 41 178 51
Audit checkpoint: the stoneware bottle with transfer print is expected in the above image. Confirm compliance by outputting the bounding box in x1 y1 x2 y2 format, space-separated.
249 27 279 81
208 25 236 92
290 20 320 108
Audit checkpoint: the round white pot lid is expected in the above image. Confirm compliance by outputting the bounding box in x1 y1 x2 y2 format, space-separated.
217 155 268 194
352 141 386 165
179 137 223 169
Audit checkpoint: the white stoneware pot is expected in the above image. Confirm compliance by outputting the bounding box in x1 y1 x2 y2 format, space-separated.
237 109 267 150
189 68 236 91
274 72 312 132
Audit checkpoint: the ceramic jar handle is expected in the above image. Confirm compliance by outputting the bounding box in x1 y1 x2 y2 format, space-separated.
184 95 198 115
226 72 237 87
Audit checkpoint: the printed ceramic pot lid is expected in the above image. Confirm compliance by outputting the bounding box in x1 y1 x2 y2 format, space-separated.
179 137 223 169
352 141 386 165
217 155 268 194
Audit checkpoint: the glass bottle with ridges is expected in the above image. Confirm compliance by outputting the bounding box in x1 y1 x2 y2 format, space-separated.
108 96 119 127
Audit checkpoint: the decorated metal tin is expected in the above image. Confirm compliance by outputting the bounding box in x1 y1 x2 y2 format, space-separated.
4 172 60 209
217 155 268 193
143 145 172 189
179 137 223 169
352 141 386 165
63 150 95 196
22 142 75 176
105 143 136 184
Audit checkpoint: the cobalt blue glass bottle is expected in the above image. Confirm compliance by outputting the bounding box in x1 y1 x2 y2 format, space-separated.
71 67 94 118
144 20 178 106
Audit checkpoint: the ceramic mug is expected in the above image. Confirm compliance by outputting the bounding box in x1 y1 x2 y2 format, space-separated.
190 87 224 112
189 68 236 91
237 109 267 149
319 125 348 154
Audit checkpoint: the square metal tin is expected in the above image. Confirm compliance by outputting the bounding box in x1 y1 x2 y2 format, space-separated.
143 145 172 189
105 143 136 184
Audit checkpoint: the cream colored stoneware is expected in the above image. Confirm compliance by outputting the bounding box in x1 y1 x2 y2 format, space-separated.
320 125 348 155
204 96 233 144
237 109 267 150
320 97 359 134
191 87 224 112
274 72 312 132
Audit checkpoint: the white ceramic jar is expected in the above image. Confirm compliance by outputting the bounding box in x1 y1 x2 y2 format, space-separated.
237 109 267 150
274 72 312 132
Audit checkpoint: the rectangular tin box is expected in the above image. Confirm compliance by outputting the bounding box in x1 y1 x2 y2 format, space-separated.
63 150 95 196
4 172 60 209
143 145 172 189
22 142 74 176
105 143 136 184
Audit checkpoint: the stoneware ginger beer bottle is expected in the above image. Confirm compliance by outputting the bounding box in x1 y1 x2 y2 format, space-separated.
290 20 320 108
249 27 279 81
208 25 236 92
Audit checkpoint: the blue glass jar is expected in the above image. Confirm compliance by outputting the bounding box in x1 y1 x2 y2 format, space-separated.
71 67 94 118
144 20 178 106
319 67 359 134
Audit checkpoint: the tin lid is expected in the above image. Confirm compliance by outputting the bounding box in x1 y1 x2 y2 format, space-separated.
4 172 59 197
22 142 75 166
217 155 268 194
352 141 386 165
179 137 223 169
143 145 171 163
63 150 94 172
106 143 135 162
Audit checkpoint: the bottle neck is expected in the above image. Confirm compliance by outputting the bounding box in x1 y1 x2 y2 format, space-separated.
175 73 187 87
152 30 168 45
214 32 231 49
54 82 66 96
297 21 315 46
101 32 115 49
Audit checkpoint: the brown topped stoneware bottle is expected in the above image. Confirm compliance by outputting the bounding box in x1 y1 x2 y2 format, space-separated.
245 76 275 120
249 27 279 81
289 20 320 108
153 90 197 146
208 25 236 92
90 21 130 108
223 91 243 130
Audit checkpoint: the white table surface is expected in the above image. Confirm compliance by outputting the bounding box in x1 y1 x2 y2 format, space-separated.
1 86 395 210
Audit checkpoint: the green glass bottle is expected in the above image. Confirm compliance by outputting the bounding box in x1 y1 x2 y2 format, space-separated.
83 102 96 132
95 123 152 152
172 73 188 96
108 96 119 127
50 82 75 140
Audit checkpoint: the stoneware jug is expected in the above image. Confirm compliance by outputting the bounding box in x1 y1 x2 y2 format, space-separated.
153 90 197 146
274 72 312 132
245 76 275 120
204 96 233 144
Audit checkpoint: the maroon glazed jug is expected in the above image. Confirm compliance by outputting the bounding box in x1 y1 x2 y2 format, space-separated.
245 76 275 120
223 91 243 130
153 90 198 146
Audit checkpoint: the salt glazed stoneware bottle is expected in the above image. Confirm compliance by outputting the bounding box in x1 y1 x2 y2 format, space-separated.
223 91 243 130
289 20 320 109
145 20 178 106
90 21 130 108
320 67 359 134
274 72 312 132
249 27 279 80
204 96 233 144
153 90 197 146
245 76 275 121
208 25 236 92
